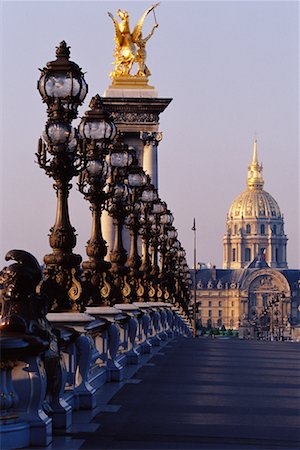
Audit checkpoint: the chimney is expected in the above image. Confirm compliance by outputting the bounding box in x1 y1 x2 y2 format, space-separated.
212 265 217 281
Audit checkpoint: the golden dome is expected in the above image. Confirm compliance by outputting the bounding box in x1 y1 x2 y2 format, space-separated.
228 140 282 219
228 188 282 219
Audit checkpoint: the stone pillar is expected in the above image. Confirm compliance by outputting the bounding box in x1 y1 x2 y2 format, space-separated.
140 131 162 189
102 210 115 262
101 94 172 257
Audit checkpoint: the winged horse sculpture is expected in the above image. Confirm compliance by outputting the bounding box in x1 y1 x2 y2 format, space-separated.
108 3 159 78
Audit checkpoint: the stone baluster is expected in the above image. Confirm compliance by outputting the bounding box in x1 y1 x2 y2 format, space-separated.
107 323 123 381
159 309 168 341
150 310 162 346
141 313 152 353
126 317 140 364
166 309 174 338
74 335 96 410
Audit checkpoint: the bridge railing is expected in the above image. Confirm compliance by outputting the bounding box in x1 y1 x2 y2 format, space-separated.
0 302 191 449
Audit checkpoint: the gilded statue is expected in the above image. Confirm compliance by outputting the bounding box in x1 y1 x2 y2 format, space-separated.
108 3 159 79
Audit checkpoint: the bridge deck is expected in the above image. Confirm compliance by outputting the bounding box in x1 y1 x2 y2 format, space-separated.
52 338 300 450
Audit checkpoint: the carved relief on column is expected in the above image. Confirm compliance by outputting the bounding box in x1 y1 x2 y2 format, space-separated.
140 131 163 189
141 131 163 147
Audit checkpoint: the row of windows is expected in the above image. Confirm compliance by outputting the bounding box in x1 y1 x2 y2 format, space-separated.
198 301 235 307
233 224 277 235
199 310 235 317
232 247 280 262
233 247 254 262
204 319 235 327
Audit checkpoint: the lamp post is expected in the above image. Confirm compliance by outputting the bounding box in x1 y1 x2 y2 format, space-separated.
37 41 88 312
78 94 117 306
145 200 167 302
126 164 148 270
125 163 148 301
192 218 197 337
158 216 175 301
107 136 133 303
148 201 165 276
139 183 158 301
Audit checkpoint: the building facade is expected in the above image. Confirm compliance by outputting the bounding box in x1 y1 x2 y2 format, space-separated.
223 140 288 269
193 141 300 339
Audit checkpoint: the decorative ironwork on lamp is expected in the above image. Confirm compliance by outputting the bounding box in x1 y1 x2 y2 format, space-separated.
36 41 88 312
78 94 117 306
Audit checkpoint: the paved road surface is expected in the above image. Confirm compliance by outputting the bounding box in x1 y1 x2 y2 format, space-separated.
58 338 300 450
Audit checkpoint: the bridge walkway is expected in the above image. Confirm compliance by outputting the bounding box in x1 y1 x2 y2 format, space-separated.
47 337 300 450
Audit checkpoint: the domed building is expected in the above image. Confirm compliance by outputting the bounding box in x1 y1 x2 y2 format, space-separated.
223 140 288 269
191 141 300 340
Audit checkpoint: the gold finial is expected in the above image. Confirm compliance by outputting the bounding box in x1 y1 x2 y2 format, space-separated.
107 3 160 83
252 139 258 164
247 139 264 190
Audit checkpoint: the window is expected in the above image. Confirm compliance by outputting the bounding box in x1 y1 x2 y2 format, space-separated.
232 248 236 262
208 310 212 317
218 310 222 318
273 225 277 235
234 224 237 234
231 301 234 307
275 248 279 262
245 248 251 262
218 301 221 307
246 224 251 234
260 224 265 235
198 301 202 306
208 301 212 307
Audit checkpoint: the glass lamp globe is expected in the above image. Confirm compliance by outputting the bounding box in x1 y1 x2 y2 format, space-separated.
86 160 108 178
128 171 148 188
160 213 172 225
141 186 158 203
79 95 117 145
173 240 181 249
148 214 155 224
113 182 129 201
38 41 88 117
178 249 186 258
110 151 132 168
168 229 178 239
42 123 77 152
152 201 166 214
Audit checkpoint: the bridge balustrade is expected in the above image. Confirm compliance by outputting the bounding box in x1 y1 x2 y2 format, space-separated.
0 303 191 449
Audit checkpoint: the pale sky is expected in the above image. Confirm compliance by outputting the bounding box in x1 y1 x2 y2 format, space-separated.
1 1 299 269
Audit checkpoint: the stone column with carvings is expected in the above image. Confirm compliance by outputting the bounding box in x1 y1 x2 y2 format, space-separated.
140 131 162 189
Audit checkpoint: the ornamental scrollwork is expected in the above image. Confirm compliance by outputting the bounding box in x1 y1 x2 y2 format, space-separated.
111 111 158 123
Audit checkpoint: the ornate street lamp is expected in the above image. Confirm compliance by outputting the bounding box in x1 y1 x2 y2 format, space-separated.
149 200 167 278
158 211 174 273
124 164 148 302
105 136 134 303
138 182 158 301
126 165 148 272
36 41 88 312
107 137 133 274
38 41 87 121
78 94 117 306
140 183 158 274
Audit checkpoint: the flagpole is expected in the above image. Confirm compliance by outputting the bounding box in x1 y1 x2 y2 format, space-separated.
192 218 197 337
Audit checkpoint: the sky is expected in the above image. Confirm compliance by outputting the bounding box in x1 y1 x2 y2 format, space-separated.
0 0 299 269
